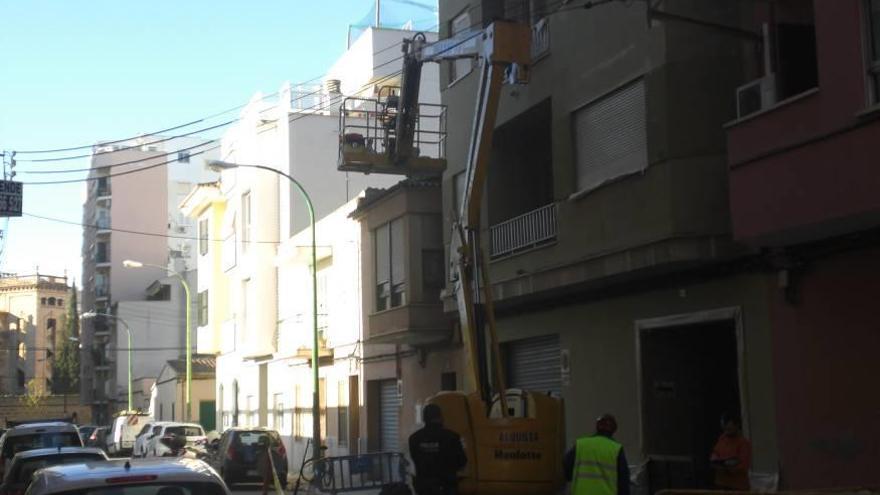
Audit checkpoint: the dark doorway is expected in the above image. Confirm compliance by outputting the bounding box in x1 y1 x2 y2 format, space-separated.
640 318 742 491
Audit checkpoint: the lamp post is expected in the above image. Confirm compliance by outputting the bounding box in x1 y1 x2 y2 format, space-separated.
122 259 193 421
207 159 321 461
81 312 132 412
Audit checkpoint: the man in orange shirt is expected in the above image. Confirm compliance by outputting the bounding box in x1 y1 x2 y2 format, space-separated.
710 414 751 490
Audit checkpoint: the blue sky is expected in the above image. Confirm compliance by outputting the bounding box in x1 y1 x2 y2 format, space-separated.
0 0 436 283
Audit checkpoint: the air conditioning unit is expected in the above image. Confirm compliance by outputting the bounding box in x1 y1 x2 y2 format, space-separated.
736 74 777 119
175 226 187 233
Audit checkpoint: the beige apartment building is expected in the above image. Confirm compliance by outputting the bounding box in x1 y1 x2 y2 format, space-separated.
0 273 69 394
81 136 217 424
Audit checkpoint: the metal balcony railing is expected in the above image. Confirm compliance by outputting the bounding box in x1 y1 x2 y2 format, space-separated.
489 203 558 259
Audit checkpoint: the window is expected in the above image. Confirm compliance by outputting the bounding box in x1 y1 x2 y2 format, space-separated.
422 250 445 298
294 385 302 440
441 372 457 391
868 0 880 102
375 218 405 311
177 151 190 163
573 79 647 194
199 218 209 255
198 290 209 327
40 297 47 305
95 242 108 263
222 215 237 271
273 393 285 433
18 342 26 359
57 299 63 307
171 403 176 421
241 192 251 253
48 297 56 306
337 380 349 447
47 319 57 345
96 176 109 196
449 10 473 83
242 279 250 331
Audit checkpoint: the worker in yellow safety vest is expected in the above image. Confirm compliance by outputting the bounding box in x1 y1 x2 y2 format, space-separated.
563 414 630 495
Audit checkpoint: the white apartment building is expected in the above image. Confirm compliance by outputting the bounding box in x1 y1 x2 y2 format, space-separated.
183 25 440 470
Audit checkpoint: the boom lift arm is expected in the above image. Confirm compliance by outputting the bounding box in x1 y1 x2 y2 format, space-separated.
339 22 565 495
397 21 531 406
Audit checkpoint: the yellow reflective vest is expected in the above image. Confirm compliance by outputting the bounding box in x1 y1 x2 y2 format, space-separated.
572 435 623 495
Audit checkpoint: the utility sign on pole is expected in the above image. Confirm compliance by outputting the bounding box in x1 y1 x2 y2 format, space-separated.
0 180 23 217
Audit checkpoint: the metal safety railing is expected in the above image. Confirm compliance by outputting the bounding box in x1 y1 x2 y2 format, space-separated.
489 202 558 259
301 452 409 494
338 91 447 162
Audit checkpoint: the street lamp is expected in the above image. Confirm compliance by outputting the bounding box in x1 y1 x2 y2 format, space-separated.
122 259 193 421
207 159 321 461
81 311 132 412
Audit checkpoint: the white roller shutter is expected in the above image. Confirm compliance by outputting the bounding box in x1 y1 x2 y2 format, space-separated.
573 79 647 193
379 380 400 452
507 335 562 397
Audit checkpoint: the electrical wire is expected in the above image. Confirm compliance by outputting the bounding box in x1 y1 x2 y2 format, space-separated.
22 139 219 175
19 120 234 165
23 212 284 244
19 15 560 184
19 145 220 185
11 27 435 160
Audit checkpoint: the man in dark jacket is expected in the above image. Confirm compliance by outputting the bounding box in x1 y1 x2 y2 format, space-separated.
408 404 467 495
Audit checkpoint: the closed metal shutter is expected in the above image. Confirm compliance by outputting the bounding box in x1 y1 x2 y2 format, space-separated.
573 79 647 192
507 335 562 397
379 380 400 452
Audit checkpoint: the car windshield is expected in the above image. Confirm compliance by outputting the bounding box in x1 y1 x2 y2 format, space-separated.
2 433 81 458
54 483 227 495
164 426 203 437
11 453 105 483
236 431 280 447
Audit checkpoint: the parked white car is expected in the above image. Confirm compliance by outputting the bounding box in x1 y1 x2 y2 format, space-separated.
26 458 232 495
106 412 152 457
132 421 172 458
144 423 207 458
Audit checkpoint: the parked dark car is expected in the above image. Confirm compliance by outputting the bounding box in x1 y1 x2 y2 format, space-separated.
207 427 287 489
0 446 107 494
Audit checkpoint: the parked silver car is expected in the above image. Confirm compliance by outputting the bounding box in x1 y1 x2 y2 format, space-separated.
26 458 231 495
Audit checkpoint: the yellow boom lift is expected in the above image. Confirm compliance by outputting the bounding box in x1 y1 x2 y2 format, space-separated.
338 21 565 495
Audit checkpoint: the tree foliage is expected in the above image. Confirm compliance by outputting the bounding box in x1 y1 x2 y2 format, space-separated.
22 378 47 408
52 283 80 394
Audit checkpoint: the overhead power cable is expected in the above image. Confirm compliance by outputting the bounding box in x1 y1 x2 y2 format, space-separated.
11 29 429 158
18 120 234 165
23 212 284 244
21 21 509 185
23 139 219 175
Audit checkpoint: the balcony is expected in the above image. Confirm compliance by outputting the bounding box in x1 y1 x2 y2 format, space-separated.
489 203 557 259
95 285 109 301
367 304 449 345
95 213 111 233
